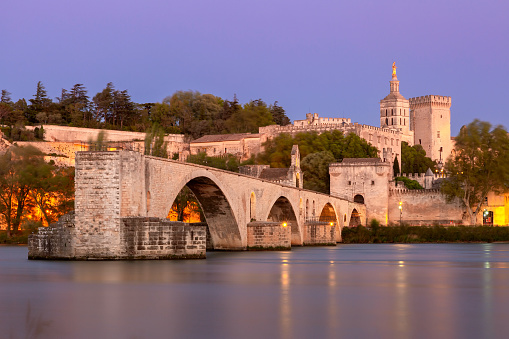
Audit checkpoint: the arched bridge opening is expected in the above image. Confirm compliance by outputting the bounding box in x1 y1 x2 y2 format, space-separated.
267 196 301 245
349 208 362 227
168 176 243 250
319 202 340 242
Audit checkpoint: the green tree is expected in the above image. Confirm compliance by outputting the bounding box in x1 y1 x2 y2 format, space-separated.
27 82 52 124
227 99 274 134
187 152 240 172
401 141 436 174
393 156 400 176
0 90 13 125
269 101 291 126
301 151 335 193
144 124 168 158
441 120 509 224
92 83 115 125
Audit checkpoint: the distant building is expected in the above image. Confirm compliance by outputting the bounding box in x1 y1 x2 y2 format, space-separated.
190 133 266 161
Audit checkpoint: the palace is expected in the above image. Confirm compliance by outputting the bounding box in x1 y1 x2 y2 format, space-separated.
192 63 454 173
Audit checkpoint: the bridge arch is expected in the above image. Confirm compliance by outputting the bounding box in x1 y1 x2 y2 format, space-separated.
319 202 341 242
349 208 362 227
266 195 302 246
160 169 243 250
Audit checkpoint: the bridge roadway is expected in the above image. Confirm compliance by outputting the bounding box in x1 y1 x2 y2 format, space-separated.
73 150 365 256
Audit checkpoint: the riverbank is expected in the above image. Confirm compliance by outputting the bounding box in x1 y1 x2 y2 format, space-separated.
341 225 509 243
0 231 30 245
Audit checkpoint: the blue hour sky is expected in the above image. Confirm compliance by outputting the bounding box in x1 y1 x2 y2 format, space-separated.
1 0 508 136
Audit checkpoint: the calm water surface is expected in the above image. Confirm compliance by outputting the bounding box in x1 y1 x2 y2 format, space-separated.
1 244 509 339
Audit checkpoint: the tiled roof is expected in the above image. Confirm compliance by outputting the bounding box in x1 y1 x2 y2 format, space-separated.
191 133 262 143
259 168 289 181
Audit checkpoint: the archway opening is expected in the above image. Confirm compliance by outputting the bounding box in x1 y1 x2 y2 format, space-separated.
267 196 300 245
354 194 365 204
319 203 337 223
167 186 203 223
167 176 243 250
349 208 362 227
319 203 340 242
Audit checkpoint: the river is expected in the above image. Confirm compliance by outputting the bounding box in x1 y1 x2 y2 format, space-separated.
1 243 509 339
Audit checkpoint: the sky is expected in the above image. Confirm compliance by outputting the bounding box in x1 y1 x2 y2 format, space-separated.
1 0 508 136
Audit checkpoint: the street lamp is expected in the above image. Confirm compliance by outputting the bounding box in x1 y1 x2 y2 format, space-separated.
398 201 403 226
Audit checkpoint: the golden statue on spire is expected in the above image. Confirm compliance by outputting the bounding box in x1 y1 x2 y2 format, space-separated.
392 62 397 77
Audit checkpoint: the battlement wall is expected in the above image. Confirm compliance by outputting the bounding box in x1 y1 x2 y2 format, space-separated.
26 125 187 144
409 95 451 107
388 188 465 225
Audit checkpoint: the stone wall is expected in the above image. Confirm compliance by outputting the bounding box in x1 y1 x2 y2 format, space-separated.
120 218 206 259
74 151 122 258
28 213 75 259
246 221 291 250
388 189 465 225
302 222 336 246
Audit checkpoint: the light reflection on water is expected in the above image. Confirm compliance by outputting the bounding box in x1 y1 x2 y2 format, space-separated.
1 244 509 338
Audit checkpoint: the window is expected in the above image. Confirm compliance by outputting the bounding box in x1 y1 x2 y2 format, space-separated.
348 181 351 185
437 131 440 138
419 139 422 144
378 136 381 143
371 180 375 185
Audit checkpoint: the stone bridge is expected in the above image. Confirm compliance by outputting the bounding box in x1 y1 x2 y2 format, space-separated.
29 151 366 259
78 150 365 250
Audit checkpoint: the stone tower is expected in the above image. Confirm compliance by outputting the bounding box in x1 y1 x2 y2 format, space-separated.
380 62 411 136
409 95 452 164
329 158 392 225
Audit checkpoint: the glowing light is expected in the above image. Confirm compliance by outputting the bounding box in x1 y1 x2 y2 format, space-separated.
282 222 288 227
329 222 334 226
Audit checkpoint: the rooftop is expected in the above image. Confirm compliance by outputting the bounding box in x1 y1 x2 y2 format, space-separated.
191 133 262 144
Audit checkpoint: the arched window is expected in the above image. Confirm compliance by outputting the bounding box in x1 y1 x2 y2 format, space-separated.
354 195 364 204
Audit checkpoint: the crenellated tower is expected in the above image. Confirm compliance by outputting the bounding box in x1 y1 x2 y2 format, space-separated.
409 95 452 164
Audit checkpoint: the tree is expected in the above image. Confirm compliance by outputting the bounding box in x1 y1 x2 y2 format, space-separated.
301 151 335 193
187 152 240 172
27 82 52 123
92 83 115 125
169 186 204 222
401 141 436 174
393 156 400 176
0 146 46 236
26 164 74 226
0 90 13 124
441 120 509 224
144 124 168 158
227 99 274 134
269 101 290 126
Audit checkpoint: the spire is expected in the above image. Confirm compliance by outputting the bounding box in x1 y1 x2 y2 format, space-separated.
390 62 400 93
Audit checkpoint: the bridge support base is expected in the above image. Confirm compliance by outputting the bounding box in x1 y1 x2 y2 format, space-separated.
303 222 337 246
247 221 291 250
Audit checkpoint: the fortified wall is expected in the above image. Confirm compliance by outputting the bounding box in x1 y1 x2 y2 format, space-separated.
388 188 465 225
25 125 189 164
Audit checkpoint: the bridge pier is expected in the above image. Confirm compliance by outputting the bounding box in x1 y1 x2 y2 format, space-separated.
246 221 291 250
302 222 337 246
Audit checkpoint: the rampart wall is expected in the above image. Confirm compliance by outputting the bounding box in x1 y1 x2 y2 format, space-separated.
388 189 465 225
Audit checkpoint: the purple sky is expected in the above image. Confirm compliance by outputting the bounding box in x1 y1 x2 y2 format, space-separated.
2 0 508 135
